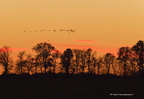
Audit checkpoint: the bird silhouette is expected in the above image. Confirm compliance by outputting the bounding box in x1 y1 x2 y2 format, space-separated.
23 29 76 33
61 29 66 31
66 30 70 33
72 30 76 32
70 29 73 32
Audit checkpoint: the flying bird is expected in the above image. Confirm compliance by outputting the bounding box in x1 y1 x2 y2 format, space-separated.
70 30 73 32
71 30 76 32
23 31 26 32
61 29 66 31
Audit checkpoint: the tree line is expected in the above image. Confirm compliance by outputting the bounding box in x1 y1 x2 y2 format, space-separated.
0 40 144 77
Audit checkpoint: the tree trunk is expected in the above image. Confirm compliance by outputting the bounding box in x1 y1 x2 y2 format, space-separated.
20 63 23 74
87 60 90 73
93 63 96 74
111 62 115 75
76 60 79 74
44 65 47 74
107 63 110 75
4 66 8 74
66 61 70 74
53 59 56 73
35 64 37 74
123 62 127 77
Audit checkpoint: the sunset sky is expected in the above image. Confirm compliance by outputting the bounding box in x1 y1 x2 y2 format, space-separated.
0 0 144 62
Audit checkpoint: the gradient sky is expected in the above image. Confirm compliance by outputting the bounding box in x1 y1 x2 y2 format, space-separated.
0 0 144 62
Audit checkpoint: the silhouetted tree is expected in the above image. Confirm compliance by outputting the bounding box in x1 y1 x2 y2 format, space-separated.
103 53 115 74
117 46 138 76
51 50 61 73
96 57 103 75
71 49 97 74
69 59 76 74
0 46 13 74
72 49 83 74
89 50 97 74
131 40 144 75
24 54 35 74
60 48 73 74
85 48 93 73
32 42 55 74
47 57 54 73
91 52 97 74
15 51 26 74
79 49 87 73
34 55 43 74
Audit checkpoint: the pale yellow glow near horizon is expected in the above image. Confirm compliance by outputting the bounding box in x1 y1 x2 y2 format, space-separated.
0 0 144 74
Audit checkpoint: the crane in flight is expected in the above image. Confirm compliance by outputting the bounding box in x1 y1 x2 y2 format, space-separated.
70 30 76 32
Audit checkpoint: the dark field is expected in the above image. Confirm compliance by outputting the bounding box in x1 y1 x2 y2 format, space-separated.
0 78 144 98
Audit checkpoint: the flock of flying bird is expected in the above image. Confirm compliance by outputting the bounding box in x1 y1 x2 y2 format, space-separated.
23 29 76 34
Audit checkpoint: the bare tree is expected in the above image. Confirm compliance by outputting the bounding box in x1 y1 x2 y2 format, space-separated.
96 57 103 75
51 50 61 73
85 48 93 73
91 54 97 74
80 50 88 73
32 42 55 74
117 47 138 76
24 54 35 74
103 53 115 75
15 51 26 74
72 49 83 74
34 55 43 74
0 46 13 74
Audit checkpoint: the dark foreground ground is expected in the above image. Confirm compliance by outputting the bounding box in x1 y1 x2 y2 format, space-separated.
0 78 144 99
0 74 144 98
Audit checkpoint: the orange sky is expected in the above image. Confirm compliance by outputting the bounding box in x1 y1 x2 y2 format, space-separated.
0 0 144 74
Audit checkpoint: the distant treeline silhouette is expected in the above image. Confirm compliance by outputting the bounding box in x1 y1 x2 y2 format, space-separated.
0 40 144 78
